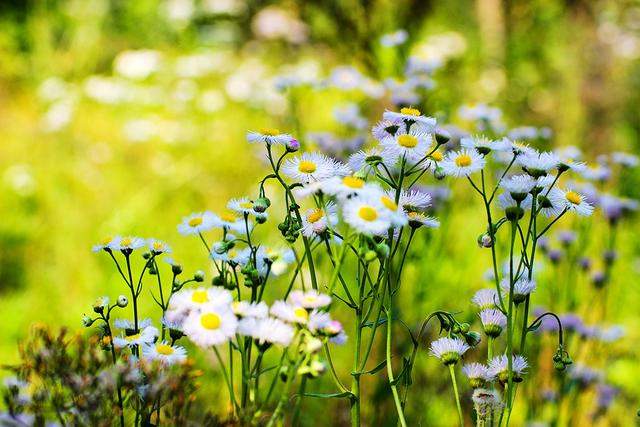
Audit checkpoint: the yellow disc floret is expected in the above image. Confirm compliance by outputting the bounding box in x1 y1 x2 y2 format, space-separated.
455 154 472 167
358 206 378 221
294 307 309 320
298 160 317 173
156 343 175 355
191 290 209 303
342 176 365 189
307 209 324 223
200 313 221 330
397 134 418 148
565 191 582 205
380 196 398 211
188 216 203 227
260 128 280 136
400 107 421 116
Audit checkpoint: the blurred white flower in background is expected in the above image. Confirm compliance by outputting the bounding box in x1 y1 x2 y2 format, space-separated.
4 165 36 196
114 50 162 80
252 6 308 44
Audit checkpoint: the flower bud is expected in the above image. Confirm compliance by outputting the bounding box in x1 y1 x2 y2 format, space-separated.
256 214 267 224
375 243 390 259
434 166 446 180
82 315 94 327
477 233 493 248
117 295 128 307
92 296 109 314
194 270 205 282
253 197 271 213
286 138 300 152
363 250 378 263
172 263 183 275
505 206 524 222
435 128 451 145
464 331 482 347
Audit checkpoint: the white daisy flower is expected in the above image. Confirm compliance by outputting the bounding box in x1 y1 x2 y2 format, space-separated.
518 151 560 177
246 128 293 146
108 236 145 252
232 301 269 318
281 152 345 183
113 325 159 349
306 309 333 334
537 188 565 217
611 151 639 167
500 278 536 304
270 300 309 324
398 190 432 212
177 211 217 235
321 176 368 199
114 318 152 331
227 197 256 215
237 317 295 347
256 246 296 276
406 211 440 229
166 287 234 321
580 164 611 182
210 246 251 265
498 192 532 210
380 29 409 47
501 174 536 199
556 153 587 173
488 355 529 383
183 305 238 347
371 119 402 142
472 288 499 310
554 188 594 216
142 341 187 365
293 180 327 199
349 147 385 173
440 149 486 177
461 136 512 154
375 191 409 227
479 309 507 338
147 238 171 255
300 203 338 238
288 290 332 309
92 236 117 252
212 211 246 233
462 363 494 387
381 128 433 165
342 194 394 235
429 337 470 365
382 107 436 133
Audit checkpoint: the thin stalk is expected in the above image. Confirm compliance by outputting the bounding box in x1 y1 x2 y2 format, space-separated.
449 365 464 427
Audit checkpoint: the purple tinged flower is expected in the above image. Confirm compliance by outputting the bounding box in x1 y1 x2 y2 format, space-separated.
596 384 618 409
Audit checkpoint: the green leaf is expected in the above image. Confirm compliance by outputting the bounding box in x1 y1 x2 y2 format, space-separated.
303 391 354 400
364 360 387 375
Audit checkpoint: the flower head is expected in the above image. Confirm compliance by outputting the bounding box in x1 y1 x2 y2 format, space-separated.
429 337 470 365
479 309 507 338
472 288 499 310
281 152 349 183
177 212 217 235
142 341 187 365
246 129 293 146
183 305 238 347
440 149 486 177
488 355 529 383
288 290 332 309
462 363 494 388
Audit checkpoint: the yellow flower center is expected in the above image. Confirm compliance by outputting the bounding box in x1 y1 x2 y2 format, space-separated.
431 150 443 162
153 241 164 251
380 196 398 211
294 307 309 320
191 290 209 303
240 201 253 209
120 238 132 247
260 128 280 136
232 301 240 311
343 176 364 189
565 191 582 205
455 154 472 167
228 249 238 258
188 217 203 227
200 313 221 330
304 295 317 303
358 206 378 221
126 333 141 342
156 343 174 355
400 107 421 116
220 212 238 222
101 236 112 246
298 160 317 173
307 209 324 224
397 134 418 148
408 211 419 219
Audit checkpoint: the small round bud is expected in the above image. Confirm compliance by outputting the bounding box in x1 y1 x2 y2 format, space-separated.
464 331 482 347
82 315 94 327
172 264 183 275
286 138 300 152
505 206 524 221
256 215 267 224
364 250 378 263
434 166 446 180
142 252 151 259
253 197 271 213
194 270 205 282
375 243 390 259
477 233 494 248
117 295 128 307
460 323 470 333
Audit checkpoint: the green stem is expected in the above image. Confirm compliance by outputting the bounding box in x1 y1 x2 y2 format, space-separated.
449 365 464 427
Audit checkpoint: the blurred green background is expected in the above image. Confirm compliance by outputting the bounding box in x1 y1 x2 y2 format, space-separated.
1 0 640 425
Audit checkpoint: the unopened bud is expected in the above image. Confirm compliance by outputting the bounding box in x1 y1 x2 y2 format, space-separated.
194 270 205 282
117 295 128 307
